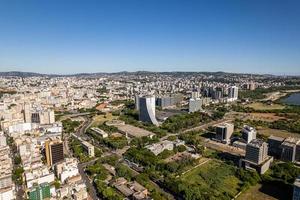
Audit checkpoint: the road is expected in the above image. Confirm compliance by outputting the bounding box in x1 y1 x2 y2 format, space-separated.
183 118 232 133
180 158 211 176
76 117 93 137
64 115 100 199
78 158 100 200
203 138 245 156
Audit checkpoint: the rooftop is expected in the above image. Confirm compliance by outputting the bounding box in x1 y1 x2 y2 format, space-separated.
248 139 266 148
114 123 155 138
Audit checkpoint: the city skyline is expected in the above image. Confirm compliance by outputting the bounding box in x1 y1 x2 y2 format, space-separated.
1 0 300 75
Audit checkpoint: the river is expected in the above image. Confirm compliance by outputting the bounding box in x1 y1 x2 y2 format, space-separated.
281 92 300 105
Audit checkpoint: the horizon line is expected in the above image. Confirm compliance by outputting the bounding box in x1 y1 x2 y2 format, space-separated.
0 70 299 77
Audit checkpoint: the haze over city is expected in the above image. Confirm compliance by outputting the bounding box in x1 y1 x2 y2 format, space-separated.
0 0 300 75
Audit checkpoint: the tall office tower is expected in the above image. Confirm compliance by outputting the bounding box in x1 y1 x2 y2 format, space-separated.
0 135 6 147
157 94 183 109
191 91 200 99
40 110 55 124
45 140 64 166
294 177 300 200
280 137 300 162
228 86 239 100
208 87 215 97
245 139 268 165
215 123 234 144
188 98 203 113
31 112 41 123
267 135 285 158
135 95 140 111
139 95 159 126
24 103 32 123
249 82 256 90
213 87 223 100
242 125 257 143
49 110 55 124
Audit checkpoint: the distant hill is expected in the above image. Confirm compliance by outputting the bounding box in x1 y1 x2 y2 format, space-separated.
0 70 278 77
0 71 48 77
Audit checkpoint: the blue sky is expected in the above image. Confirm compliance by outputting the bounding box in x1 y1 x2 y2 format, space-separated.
0 0 299 75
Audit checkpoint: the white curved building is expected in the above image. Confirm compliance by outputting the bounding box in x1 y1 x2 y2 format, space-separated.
139 96 159 126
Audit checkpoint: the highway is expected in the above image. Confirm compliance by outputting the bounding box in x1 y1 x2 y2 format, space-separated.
78 158 100 200
63 115 100 199
183 118 232 133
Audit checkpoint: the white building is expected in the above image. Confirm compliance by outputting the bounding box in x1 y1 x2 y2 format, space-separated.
0 187 15 200
25 168 55 188
0 136 15 200
228 86 238 101
242 125 257 143
7 123 32 136
90 127 108 138
81 141 95 157
215 123 234 144
55 158 79 183
0 135 6 147
146 140 174 156
139 95 159 126
188 98 202 113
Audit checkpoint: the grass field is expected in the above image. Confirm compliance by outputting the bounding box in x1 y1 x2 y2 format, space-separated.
237 182 292 200
258 127 299 138
245 113 286 122
246 102 285 110
181 159 241 198
91 113 118 127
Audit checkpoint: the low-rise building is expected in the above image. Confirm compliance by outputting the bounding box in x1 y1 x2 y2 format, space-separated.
113 178 150 200
146 140 174 156
81 140 94 157
0 134 15 200
90 127 108 138
55 158 79 183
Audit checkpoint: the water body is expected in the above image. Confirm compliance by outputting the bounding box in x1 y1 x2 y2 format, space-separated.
281 93 300 105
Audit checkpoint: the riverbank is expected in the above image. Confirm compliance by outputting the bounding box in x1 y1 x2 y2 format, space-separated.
279 92 300 106
263 89 300 102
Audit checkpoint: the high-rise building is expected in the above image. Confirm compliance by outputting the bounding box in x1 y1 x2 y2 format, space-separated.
267 135 284 158
213 87 223 100
245 139 268 165
280 137 300 162
294 176 300 200
24 103 32 123
242 139 273 174
135 95 140 111
24 105 55 125
45 140 64 166
31 112 40 123
191 91 200 99
0 135 7 147
139 96 158 126
156 95 182 109
188 98 203 113
215 123 234 144
228 86 238 101
241 125 257 143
